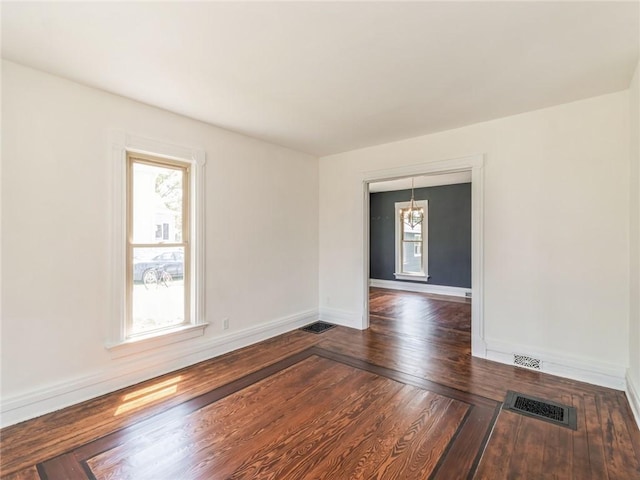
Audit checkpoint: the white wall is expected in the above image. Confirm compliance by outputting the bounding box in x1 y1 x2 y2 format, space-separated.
1 61 319 424
320 90 630 387
1 57 635 426
628 59 640 421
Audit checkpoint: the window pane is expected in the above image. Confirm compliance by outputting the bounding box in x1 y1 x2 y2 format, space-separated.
131 246 185 335
402 208 423 241
132 162 183 244
402 241 422 273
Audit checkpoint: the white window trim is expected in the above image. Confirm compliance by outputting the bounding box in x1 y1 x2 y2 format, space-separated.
107 131 207 356
394 199 429 282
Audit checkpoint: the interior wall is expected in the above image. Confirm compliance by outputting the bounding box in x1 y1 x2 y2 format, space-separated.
629 60 640 399
370 183 471 288
320 90 630 381
1 61 319 409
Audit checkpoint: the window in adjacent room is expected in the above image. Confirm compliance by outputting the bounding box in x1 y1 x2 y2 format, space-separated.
394 199 428 281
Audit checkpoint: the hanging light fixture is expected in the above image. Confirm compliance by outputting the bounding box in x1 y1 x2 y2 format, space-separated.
403 177 424 228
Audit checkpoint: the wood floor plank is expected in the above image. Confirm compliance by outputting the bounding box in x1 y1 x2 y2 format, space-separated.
620 391 640 464
167 365 375 479
2 466 41 480
433 400 499 480
571 393 593 479
218 365 385 478
224 373 403 479
551 422 575 479
541 394 574 479
583 394 609 479
474 410 523 480
2 331 320 475
380 397 468 479
38 454 86 480
600 391 640 479
2 287 640 479
35 349 496 480
503 415 547 480
86 358 361 479
304 385 428 480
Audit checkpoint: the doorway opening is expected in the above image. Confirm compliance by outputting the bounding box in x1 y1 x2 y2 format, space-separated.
360 155 485 357
368 172 472 352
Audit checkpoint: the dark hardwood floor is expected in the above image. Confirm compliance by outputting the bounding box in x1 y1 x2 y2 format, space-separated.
2 287 640 479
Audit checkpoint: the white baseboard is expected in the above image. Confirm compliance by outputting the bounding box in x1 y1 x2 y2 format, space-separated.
472 334 487 358
485 339 626 391
626 372 640 430
319 307 362 329
0 309 318 428
369 279 471 298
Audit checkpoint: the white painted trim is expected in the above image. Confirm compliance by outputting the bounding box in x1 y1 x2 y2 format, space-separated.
0 309 317 428
626 372 640 430
361 153 486 356
362 177 372 330
361 155 484 183
485 339 626 390
112 130 206 166
370 171 472 193
393 273 429 282
369 279 471 298
470 157 486 357
106 323 209 359
319 307 362 329
109 130 206 345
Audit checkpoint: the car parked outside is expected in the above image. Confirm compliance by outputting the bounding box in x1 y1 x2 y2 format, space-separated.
133 250 184 282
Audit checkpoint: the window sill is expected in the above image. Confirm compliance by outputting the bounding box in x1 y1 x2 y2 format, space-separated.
394 273 429 282
106 323 209 359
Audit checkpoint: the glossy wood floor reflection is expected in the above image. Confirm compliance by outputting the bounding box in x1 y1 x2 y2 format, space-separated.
37 349 499 480
2 288 640 479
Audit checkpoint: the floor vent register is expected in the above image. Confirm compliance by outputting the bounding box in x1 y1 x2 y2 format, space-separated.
300 322 336 334
503 391 577 430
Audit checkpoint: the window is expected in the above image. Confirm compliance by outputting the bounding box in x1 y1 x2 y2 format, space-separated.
394 200 428 281
127 153 190 337
108 131 206 355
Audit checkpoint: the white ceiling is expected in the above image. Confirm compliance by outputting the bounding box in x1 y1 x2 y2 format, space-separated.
2 2 638 156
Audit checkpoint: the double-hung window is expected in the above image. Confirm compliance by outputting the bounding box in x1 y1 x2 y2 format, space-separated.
394 200 428 281
127 153 190 337
109 131 206 355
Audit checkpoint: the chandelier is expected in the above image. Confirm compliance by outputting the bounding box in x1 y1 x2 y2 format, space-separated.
403 178 424 228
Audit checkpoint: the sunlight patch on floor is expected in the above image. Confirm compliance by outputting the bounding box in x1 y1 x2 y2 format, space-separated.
115 376 182 416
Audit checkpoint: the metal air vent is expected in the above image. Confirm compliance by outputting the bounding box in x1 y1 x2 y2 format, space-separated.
300 322 336 334
503 391 577 430
514 354 541 370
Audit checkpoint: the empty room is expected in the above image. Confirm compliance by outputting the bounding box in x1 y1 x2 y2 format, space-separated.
2 2 640 479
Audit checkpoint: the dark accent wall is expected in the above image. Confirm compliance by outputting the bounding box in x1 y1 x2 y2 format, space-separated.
370 183 471 288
